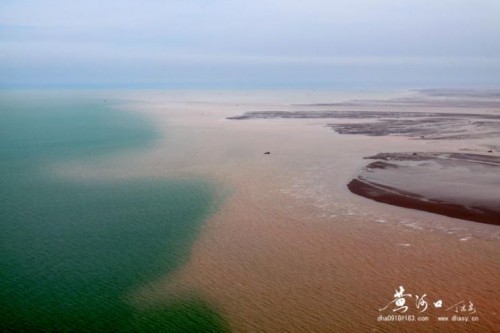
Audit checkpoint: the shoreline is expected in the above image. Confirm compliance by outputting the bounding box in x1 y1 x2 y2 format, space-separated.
347 152 500 226
348 178 500 226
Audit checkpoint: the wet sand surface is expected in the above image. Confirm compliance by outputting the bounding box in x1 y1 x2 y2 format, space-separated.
348 153 500 225
69 90 500 332
229 110 500 140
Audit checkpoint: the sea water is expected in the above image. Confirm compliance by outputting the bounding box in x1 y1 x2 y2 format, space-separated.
0 91 228 332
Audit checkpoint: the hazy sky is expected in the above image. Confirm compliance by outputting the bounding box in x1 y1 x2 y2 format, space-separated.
1 0 499 88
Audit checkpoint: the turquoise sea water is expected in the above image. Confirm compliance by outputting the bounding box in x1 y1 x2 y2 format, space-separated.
0 92 228 332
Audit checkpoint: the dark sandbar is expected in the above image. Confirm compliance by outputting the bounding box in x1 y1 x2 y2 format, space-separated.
348 153 500 225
